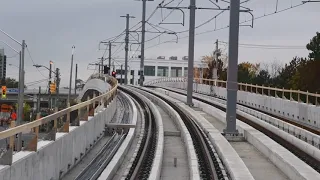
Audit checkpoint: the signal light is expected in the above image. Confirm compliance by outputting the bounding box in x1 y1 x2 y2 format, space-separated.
50 83 56 93
112 71 116 77
2 86 6 98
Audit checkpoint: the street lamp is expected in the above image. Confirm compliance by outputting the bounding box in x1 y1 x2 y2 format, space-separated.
67 45 75 105
33 62 56 109
0 28 26 151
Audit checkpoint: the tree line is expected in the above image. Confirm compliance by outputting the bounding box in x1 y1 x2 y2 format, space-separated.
200 32 320 94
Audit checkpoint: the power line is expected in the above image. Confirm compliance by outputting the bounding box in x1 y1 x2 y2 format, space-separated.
145 1 312 50
25 46 48 78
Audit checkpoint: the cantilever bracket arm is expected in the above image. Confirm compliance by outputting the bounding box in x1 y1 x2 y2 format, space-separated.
158 6 185 26
129 43 141 51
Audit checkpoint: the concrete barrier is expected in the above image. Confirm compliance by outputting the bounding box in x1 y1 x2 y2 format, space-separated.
156 88 320 180
157 81 320 130
98 91 138 180
0 99 117 180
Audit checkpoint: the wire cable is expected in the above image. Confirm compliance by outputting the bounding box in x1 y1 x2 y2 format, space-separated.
26 46 48 78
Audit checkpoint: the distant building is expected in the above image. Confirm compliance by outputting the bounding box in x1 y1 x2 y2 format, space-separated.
112 57 204 85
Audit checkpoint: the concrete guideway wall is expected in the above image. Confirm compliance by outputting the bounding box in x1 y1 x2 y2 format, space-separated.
0 99 117 180
133 86 201 180
157 81 320 130
152 88 254 180
98 91 138 180
155 88 320 180
160 82 320 149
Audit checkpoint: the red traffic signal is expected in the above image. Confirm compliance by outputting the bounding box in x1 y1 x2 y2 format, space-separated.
112 71 116 77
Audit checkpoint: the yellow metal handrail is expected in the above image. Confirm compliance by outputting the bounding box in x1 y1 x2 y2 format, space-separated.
0 76 118 165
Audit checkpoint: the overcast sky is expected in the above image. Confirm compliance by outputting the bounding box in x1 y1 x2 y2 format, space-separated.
0 0 319 89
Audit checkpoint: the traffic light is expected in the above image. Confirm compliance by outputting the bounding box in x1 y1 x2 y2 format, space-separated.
2 86 6 98
104 65 110 74
50 83 56 93
111 71 116 77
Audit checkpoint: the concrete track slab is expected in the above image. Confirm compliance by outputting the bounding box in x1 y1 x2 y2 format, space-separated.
195 106 290 180
156 105 189 180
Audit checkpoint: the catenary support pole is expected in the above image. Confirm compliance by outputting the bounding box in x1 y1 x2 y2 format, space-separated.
139 0 146 86
124 14 129 85
186 0 196 106
108 41 111 75
75 64 77 95
223 0 240 135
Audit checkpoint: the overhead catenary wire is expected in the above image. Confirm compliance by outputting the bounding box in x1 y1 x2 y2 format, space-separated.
144 0 312 50
26 46 48 78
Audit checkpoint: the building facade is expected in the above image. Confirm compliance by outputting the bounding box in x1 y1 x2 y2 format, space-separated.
112 56 205 85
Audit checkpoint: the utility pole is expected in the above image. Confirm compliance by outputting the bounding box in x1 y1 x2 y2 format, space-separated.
48 61 52 109
17 40 26 151
139 0 147 86
120 65 123 85
224 0 240 136
100 57 103 74
37 86 41 113
68 46 75 105
121 14 135 85
213 39 219 81
186 0 196 106
55 68 60 108
108 41 111 75
75 64 77 95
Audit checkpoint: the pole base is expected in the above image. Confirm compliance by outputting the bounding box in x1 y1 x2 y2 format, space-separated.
222 130 244 142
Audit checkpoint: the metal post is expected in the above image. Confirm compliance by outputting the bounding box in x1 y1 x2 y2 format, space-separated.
37 86 41 113
68 46 75 104
120 65 123 85
17 40 26 151
101 57 103 74
75 64 78 95
108 41 112 75
125 14 129 85
49 62 52 109
186 0 196 106
223 0 240 136
56 68 60 108
140 0 146 86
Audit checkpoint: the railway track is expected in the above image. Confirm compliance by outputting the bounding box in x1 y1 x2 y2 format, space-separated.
130 86 227 180
75 133 125 180
118 86 157 180
149 86 320 173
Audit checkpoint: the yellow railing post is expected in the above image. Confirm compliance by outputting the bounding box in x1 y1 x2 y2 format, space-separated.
316 92 318 106
306 91 309 104
298 90 301 102
282 88 285 99
290 89 292 100
9 121 15 150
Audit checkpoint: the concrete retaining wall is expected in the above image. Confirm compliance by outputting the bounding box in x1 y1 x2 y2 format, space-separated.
0 98 117 180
